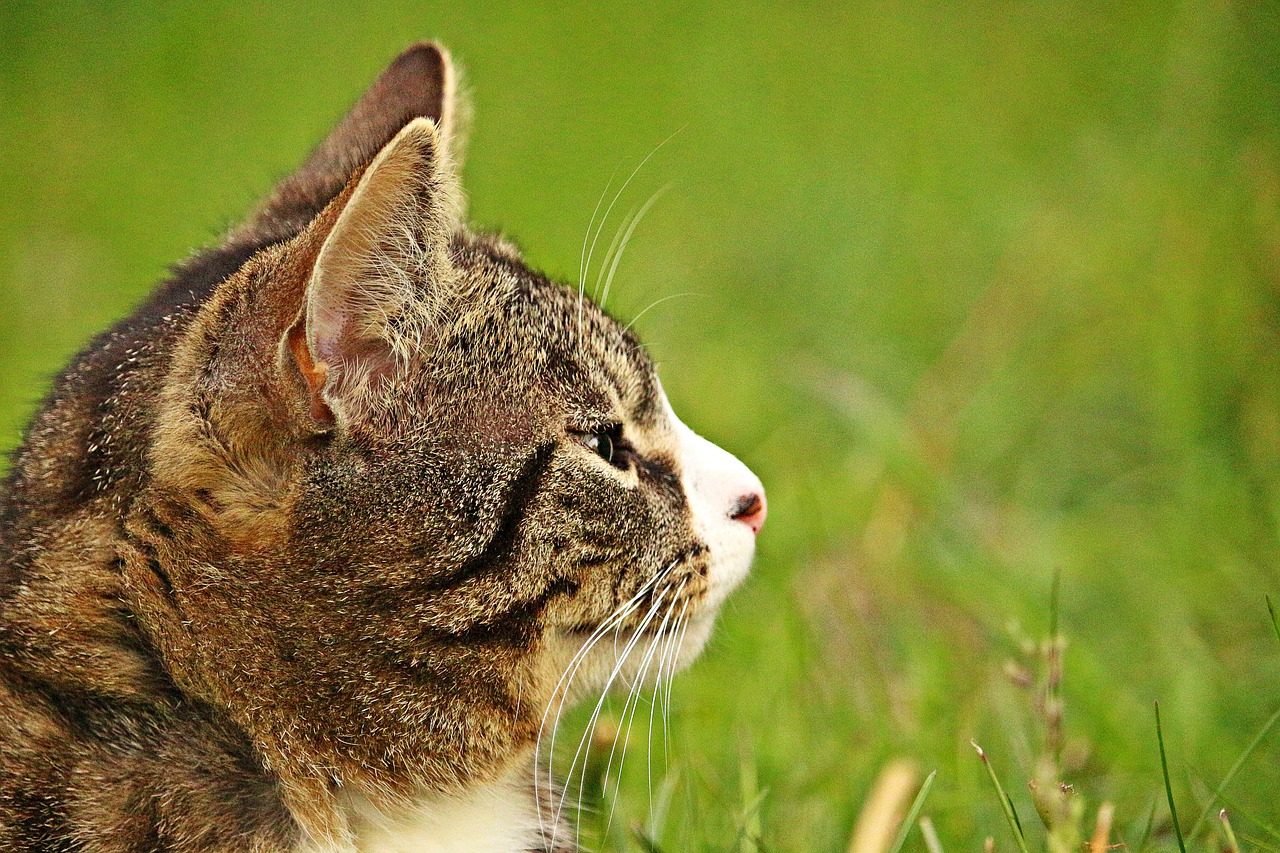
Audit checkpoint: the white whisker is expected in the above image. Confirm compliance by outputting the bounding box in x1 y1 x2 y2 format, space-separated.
577 127 683 344
559 585 672 842
535 562 674 845
654 589 690 776
643 581 687 819
607 583 680 783
621 292 699 334
600 588 675 837
593 204 639 303
580 167 618 290
578 164 619 342
602 663 653 832
666 602 695 724
598 184 671 313
582 129 681 300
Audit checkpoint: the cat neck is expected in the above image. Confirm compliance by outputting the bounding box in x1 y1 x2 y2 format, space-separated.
299 758 569 853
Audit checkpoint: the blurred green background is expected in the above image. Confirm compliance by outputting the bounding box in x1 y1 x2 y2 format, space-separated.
2 1 1279 850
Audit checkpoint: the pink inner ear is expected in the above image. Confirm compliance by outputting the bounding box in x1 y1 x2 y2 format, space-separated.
306 292 403 402
306 298 350 373
294 117 449 419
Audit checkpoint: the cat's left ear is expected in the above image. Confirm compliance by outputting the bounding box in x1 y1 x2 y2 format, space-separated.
243 42 465 241
283 117 458 427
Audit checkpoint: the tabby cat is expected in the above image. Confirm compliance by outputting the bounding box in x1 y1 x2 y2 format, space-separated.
0 43 765 852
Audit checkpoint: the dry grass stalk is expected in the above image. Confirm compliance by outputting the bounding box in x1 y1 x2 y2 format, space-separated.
919 816 945 853
1089 802 1114 853
848 759 921 853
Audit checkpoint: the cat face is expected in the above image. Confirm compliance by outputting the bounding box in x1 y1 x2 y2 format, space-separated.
126 44 763 825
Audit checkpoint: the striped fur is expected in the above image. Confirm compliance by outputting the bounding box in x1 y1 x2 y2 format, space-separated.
0 43 762 852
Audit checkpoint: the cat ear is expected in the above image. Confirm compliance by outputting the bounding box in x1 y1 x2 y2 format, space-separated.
244 42 463 241
284 117 457 426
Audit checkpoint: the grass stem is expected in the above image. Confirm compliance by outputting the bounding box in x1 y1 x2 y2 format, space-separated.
1219 810 1242 853
972 742 1031 853
1269 595 1280 647
885 771 937 853
1188 704 1280 837
1155 702 1188 853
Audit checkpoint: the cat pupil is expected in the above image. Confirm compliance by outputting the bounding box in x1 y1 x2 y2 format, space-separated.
581 424 630 468
588 428 615 464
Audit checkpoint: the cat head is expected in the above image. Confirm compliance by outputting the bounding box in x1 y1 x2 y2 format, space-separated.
122 42 764 837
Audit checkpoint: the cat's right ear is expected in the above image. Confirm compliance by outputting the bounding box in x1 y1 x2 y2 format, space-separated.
242 42 462 240
281 117 457 429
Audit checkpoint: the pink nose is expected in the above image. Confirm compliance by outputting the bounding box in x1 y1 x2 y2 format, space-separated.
730 490 767 535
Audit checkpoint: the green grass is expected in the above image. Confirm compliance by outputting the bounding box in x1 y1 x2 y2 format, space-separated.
2 1 1279 850
1157 702 1189 853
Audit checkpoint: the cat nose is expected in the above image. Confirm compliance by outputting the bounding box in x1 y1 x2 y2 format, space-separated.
729 489 767 535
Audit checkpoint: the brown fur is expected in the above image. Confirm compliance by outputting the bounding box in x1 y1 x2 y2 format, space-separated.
0 43 723 852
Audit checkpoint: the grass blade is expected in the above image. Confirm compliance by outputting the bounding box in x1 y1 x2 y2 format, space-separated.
645 765 681 840
734 756 769 853
1241 834 1280 853
919 817 946 853
1155 702 1188 853
1217 789 1280 843
972 742 1031 853
1188 704 1280 837
1134 799 1157 853
633 825 671 853
1269 595 1280 647
1219 809 1242 853
885 771 938 853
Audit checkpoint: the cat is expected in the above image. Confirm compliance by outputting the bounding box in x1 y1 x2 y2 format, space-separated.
0 42 765 853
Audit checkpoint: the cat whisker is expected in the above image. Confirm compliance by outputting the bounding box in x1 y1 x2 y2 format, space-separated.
654 595 691 784
582 131 679 296
586 581 680 840
538 560 679 847
644 580 688 821
597 184 671 314
535 564 669 842
544 561 673 718
579 166 619 290
577 128 682 344
578 164 619 343
598 577 687 836
607 579 683 774
601 641 657 835
537 592 658 809
593 202 639 304
665 600 694 734
557 584 672 845
621 292 699 335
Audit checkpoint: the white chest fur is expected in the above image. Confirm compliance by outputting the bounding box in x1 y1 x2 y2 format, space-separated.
301 772 547 853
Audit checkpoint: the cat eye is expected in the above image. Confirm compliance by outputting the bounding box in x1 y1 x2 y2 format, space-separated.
579 423 631 470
